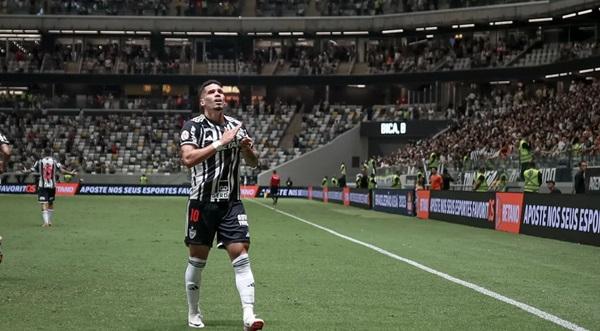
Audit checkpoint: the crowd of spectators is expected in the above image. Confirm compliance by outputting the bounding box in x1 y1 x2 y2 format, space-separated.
2 38 595 75
316 0 525 16
368 34 530 73
2 0 240 16
278 42 356 75
0 92 192 111
1 0 534 16
379 80 600 171
257 0 307 16
0 110 185 176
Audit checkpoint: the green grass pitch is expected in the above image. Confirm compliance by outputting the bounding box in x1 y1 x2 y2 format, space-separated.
1 195 599 330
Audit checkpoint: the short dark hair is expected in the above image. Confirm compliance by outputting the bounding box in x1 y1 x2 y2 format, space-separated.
199 80 223 96
579 160 587 167
546 180 555 184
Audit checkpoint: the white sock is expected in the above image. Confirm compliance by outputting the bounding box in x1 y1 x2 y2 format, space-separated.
47 209 54 224
232 253 255 320
42 210 49 224
185 257 206 316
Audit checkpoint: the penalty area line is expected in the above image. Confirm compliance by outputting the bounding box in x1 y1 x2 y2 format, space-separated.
249 200 588 331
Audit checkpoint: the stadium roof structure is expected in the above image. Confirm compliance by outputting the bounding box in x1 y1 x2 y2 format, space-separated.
0 0 596 35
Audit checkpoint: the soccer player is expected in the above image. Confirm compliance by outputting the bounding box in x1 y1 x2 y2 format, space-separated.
31 150 77 227
0 130 11 174
270 170 280 205
0 132 10 263
179 80 263 330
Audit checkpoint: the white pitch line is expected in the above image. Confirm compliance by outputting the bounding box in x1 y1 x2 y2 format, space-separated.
249 200 588 331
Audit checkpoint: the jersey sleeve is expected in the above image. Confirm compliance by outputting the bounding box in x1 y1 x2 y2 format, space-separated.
180 121 201 147
240 123 251 139
0 132 10 145
31 161 39 173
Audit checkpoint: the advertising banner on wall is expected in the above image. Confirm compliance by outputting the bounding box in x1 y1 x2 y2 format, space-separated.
416 190 430 219
327 187 345 204
241 185 259 198
0 183 78 196
495 192 524 234
312 187 325 202
78 184 191 196
428 191 495 229
0 184 37 194
348 189 370 209
520 194 600 246
257 186 309 199
372 189 415 216
586 168 600 194
56 183 80 196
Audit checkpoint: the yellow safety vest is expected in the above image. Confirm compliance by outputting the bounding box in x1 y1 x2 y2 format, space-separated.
523 169 540 192
391 175 401 188
519 140 533 164
475 172 488 192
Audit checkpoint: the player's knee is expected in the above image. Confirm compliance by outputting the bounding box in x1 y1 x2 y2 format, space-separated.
188 244 210 259
228 244 249 261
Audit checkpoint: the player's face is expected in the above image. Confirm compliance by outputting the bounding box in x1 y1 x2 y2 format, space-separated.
201 84 225 111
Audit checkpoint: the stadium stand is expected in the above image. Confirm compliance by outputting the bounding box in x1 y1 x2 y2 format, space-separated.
378 81 600 171
4 37 595 76
1 0 538 16
2 0 241 16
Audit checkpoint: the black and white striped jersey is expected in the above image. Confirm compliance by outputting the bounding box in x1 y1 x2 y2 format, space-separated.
0 131 9 145
180 114 250 202
31 157 63 189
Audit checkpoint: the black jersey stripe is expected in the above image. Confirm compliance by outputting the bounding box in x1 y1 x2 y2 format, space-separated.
182 114 244 202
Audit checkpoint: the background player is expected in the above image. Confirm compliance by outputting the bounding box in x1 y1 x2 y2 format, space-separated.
270 170 280 205
0 131 11 262
179 80 263 330
31 150 77 227
0 130 12 175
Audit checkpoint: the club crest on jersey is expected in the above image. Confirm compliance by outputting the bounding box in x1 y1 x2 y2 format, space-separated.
181 130 190 141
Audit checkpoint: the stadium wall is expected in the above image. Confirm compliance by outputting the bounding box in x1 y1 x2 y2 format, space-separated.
3 183 599 246
1 173 189 185
256 126 367 187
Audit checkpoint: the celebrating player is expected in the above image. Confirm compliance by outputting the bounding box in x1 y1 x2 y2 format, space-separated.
179 80 263 330
31 150 77 227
